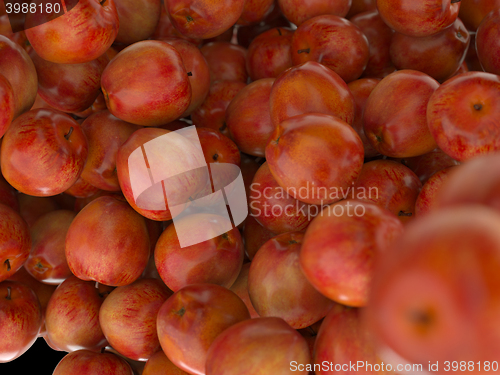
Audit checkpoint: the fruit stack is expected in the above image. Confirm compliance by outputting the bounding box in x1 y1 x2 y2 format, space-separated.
1 0 500 374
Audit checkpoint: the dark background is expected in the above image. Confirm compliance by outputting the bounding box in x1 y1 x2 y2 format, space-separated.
1 337 66 372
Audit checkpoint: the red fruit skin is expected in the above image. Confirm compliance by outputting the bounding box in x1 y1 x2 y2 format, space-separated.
390 18 470 82
52 350 134 375
143 350 190 375
99 278 172 361
248 231 334 328
25 0 119 64
157 283 251 375
154 214 244 292
426 71 500 162
459 0 500 31
101 40 191 126
44 275 114 352
377 0 460 37
415 166 455 216
165 0 246 39
0 73 14 138
277 0 351 26
291 15 370 83
350 10 396 79
249 162 316 234
18 194 60 228
0 280 42 363
24 210 75 285
347 78 381 159
243 215 278 260
205 317 311 375
246 27 294 81
353 159 423 223
365 206 500 368
363 70 439 158
314 305 386 375
201 42 248 83
114 0 161 44
65 196 150 287
64 175 100 199
226 78 275 158
0 172 19 212
0 108 88 197
265 113 364 205
270 61 355 128
300 200 404 307
346 0 377 18
237 0 275 26
401 148 460 184
229 263 260 319
151 4 202 44
0 203 31 282
476 8 500 75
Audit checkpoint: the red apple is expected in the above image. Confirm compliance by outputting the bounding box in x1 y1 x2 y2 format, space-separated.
114 0 161 44
427 71 500 161
0 73 14 138
143 350 190 375
17 194 60 228
476 8 500 75
25 0 119 64
415 166 456 216
53 349 134 375
1 108 88 197
300 200 404 306
243 214 278 260
64 175 100 198
201 41 248 83
458 0 500 31
229 263 259 319
0 172 19 212
401 147 460 184
346 0 377 18
277 0 351 26
237 0 275 25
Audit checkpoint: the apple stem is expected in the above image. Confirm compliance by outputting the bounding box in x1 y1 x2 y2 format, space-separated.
4 259 10 272
5 286 11 300
99 0 106 5
398 211 413 217
450 0 460 3
187 72 193 76
297 48 310 54
474 103 483 111
277 28 282 36
186 15 194 22
219 122 227 133
212 153 219 161
64 127 74 140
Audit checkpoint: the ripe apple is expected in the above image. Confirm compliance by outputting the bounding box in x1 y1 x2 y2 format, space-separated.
52 349 134 375
1 108 88 197
65 176 100 199
17 194 60 228
229 263 260 318
300 200 404 306
426 71 500 161
401 147 460 183
156 283 250 375
0 172 19 213
143 350 190 375
243 214 277 260
0 73 14 139
237 0 275 25
201 42 248 83
0 280 42 363
475 8 500 75
277 0 351 26
113 0 161 44
415 166 456 216
458 0 500 31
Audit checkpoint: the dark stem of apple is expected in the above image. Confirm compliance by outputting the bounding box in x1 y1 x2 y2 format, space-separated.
99 0 106 5
187 72 193 76
212 153 219 161
6 286 11 300
277 28 282 36
176 307 186 317
221 233 229 240
450 0 461 3
100 347 106 354
219 122 227 132
4 259 10 272
289 240 298 245
297 48 310 54
307 326 316 336
474 103 483 111
398 211 413 217
186 15 194 22
65 127 74 140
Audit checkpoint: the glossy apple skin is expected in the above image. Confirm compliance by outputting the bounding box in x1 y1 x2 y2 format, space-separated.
201 42 248 83
249 162 316 233
65 196 150 286
165 0 245 39
401 148 460 184
300 200 403 306
53 349 134 375
350 10 396 79
0 172 18 212
377 0 460 37
346 0 377 18
291 15 370 83
101 40 191 126
229 263 259 318
415 166 455 216
0 35 37 118
315 305 385 375
246 27 293 81
226 78 275 158
243 215 278 260
25 0 118 64
433 152 500 212
390 18 470 82
116 127 207 221
476 8 500 75
99 278 172 361
114 0 161 44
270 61 355 128
30 50 109 113
0 73 14 138
278 0 351 26
237 0 275 25
154 214 244 292
365 206 500 367
191 80 247 136
44 275 114 352
0 280 42 363
197 127 241 167
80 110 141 192
65 175 100 198
427 71 500 162
347 78 381 159
354 159 423 223
143 350 190 375
161 38 211 117
459 0 500 31
151 4 202 44
1 108 88 197
249 232 334 328
24 210 75 285
363 70 439 158
206 317 310 375
157 283 250 375
0 203 31 282
266 113 364 205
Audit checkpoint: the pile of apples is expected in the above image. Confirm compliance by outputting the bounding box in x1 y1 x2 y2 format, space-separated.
1 0 500 373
